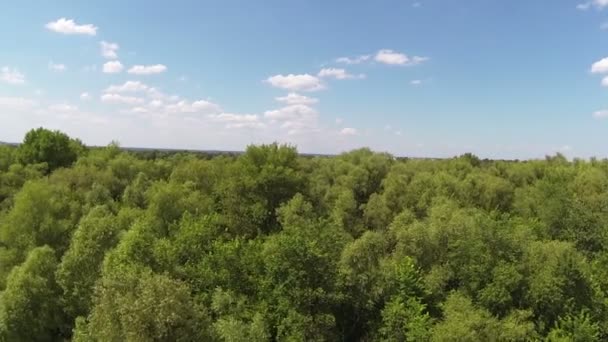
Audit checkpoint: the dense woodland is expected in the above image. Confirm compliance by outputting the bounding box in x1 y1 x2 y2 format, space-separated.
1 128 608 341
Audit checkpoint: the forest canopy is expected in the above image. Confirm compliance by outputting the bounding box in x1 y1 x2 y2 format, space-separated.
1 127 608 341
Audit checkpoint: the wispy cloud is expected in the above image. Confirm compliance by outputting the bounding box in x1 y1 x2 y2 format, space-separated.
335 55 371 65
336 49 428 66
375 49 428 66
101 93 144 105
340 127 358 136
128 64 167 75
318 68 365 80
209 113 264 129
165 100 221 114
105 81 149 93
275 93 319 105
593 109 608 118
0 97 37 110
100 41 119 59
48 61 66 72
264 104 320 135
1 67 26 84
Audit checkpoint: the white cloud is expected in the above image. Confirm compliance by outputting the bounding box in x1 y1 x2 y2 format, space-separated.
375 49 428 66
410 79 422 85
103 61 124 73
340 127 358 136
593 109 608 118
591 57 608 73
101 93 144 105
266 74 324 92
209 113 264 129
0 97 37 110
318 68 364 80
264 104 319 135
265 104 317 121
149 99 163 108
48 61 66 72
130 107 149 114
105 81 149 93
48 104 78 112
80 92 91 101
145 88 180 104
335 55 371 64
275 93 319 105
100 41 119 59
128 64 167 75
45 18 97 35
335 118 343 124
165 100 221 114
1 67 25 84
578 0 608 10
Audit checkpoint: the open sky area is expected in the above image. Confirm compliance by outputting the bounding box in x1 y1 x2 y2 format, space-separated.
1 0 608 159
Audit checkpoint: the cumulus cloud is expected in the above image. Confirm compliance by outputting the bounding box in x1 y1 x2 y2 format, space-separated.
1 67 25 84
336 55 371 64
100 41 119 59
410 79 422 86
80 92 91 101
48 61 66 72
105 81 149 93
593 109 608 118
275 93 319 105
266 74 325 92
128 64 167 75
103 61 124 73
101 93 144 105
318 68 364 80
375 49 428 66
591 57 608 73
45 18 97 35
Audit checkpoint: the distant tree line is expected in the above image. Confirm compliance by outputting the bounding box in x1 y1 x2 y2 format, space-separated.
0 127 607 341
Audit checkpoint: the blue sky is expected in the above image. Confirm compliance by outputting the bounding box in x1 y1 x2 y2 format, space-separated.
1 0 608 158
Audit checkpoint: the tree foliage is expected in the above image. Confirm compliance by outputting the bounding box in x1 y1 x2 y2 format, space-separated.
0 128 607 340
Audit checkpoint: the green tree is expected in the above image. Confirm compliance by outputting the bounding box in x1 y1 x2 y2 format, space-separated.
56 206 124 321
17 127 84 171
76 266 213 341
0 246 64 341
